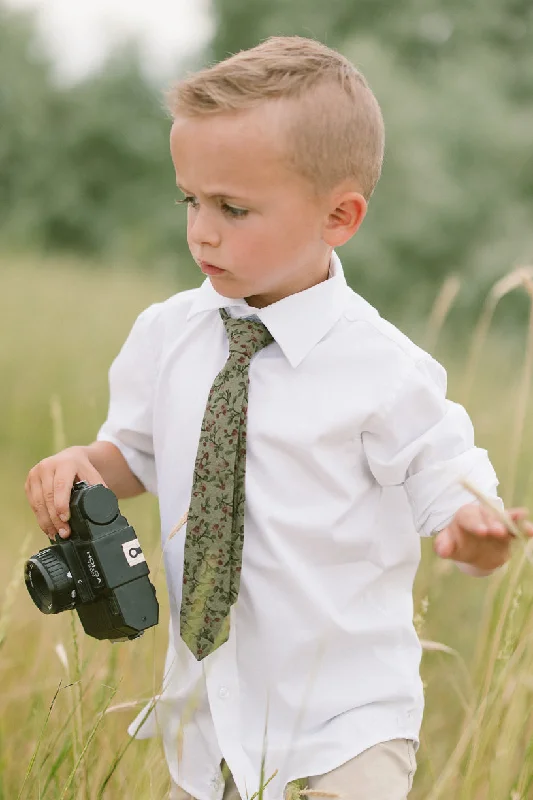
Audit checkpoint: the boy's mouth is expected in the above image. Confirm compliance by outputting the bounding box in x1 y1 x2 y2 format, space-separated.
200 261 226 276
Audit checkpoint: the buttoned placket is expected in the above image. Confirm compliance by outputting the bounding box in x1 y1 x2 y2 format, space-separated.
204 609 266 800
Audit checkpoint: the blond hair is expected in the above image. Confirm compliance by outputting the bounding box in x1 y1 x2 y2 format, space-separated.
166 36 384 199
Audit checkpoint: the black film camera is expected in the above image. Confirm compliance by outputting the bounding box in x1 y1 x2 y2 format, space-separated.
24 481 159 641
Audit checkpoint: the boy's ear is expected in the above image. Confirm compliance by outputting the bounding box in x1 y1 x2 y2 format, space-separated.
322 190 367 248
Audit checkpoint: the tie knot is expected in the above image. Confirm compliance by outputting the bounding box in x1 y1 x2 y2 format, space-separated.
220 308 273 361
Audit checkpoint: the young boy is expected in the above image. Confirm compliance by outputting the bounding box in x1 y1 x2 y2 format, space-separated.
25 36 532 800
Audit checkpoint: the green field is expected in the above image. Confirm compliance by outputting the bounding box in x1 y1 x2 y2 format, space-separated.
2 256 533 799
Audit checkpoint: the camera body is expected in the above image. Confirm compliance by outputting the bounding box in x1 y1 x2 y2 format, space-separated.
24 481 159 641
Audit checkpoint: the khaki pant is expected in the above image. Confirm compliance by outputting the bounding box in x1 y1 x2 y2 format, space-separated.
170 738 417 799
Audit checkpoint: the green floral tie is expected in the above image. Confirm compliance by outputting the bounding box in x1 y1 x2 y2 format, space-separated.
180 308 274 660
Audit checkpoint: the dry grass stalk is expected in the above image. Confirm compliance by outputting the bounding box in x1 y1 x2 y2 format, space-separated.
68 609 86 796
54 641 69 671
169 511 189 541
58 684 119 800
461 293 499 406
461 266 533 406
50 393 67 453
97 692 163 797
506 272 533 506
420 639 473 699
491 267 532 301
466 466 533 693
428 627 531 799
445 477 533 794
16 681 63 800
420 639 458 655
0 530 33 649
425 274 461 353
460 603 533 797
50 393 89 798
104 699 151 714
458 510 533 790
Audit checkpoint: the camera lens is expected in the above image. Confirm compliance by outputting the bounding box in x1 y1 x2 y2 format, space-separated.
24 548 76 614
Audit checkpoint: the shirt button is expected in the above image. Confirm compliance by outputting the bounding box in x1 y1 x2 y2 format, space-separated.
218 686 230 699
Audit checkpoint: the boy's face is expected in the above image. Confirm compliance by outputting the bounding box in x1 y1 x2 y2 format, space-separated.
170 104 339 308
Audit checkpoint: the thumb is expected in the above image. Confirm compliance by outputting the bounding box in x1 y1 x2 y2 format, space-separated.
434 527 457 559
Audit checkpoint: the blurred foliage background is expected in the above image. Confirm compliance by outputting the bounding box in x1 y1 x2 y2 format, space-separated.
1 0 533 328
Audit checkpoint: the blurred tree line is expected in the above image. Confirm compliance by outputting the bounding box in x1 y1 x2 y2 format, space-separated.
1 2 533 320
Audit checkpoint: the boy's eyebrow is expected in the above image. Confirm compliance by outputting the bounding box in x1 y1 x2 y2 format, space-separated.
176 183 250 203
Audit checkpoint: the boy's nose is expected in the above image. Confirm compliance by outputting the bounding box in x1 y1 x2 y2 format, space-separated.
188 208 221 248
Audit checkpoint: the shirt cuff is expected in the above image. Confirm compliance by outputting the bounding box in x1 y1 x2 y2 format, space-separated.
405 447 502 537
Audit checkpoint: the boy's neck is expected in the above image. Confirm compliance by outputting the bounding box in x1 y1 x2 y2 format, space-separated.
244 256 332 309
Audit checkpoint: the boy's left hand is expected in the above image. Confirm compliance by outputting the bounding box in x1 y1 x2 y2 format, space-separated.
434 502 533 572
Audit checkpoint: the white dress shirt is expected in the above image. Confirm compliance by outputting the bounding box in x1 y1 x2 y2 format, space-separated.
97 252 500 800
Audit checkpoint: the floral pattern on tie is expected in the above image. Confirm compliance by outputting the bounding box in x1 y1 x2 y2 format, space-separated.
180 308 274 660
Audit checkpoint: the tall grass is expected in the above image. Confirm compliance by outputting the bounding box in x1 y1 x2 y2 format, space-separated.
0 256 173 799
3 254 533 799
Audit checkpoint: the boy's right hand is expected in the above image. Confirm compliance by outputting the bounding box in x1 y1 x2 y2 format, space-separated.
25 446 108 540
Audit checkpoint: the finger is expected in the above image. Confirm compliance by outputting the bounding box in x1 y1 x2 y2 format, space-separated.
507 507 533 536
75 464 108 490
508 507 529 517
26 470 57 539
53 465 79 533
54 461 107 532
458 502 510 538
435 520 509 565
455 503 493 536
41 469 70 539
434 527 457 559
477 504 507 537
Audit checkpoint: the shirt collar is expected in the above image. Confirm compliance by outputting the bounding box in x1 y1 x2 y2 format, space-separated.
186 252 349 368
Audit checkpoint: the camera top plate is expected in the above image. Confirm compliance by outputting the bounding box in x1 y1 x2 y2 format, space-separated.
73 481 119 526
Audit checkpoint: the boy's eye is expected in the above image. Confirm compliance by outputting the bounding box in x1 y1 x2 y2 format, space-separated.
175 196 248 218
221 202 248 218
176 195 199 210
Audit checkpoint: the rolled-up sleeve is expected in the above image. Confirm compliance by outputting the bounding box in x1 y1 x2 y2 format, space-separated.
362 353 502 536
97 303 162 496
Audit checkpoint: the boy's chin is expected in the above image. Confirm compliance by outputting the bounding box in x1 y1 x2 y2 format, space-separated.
208 275 243 298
